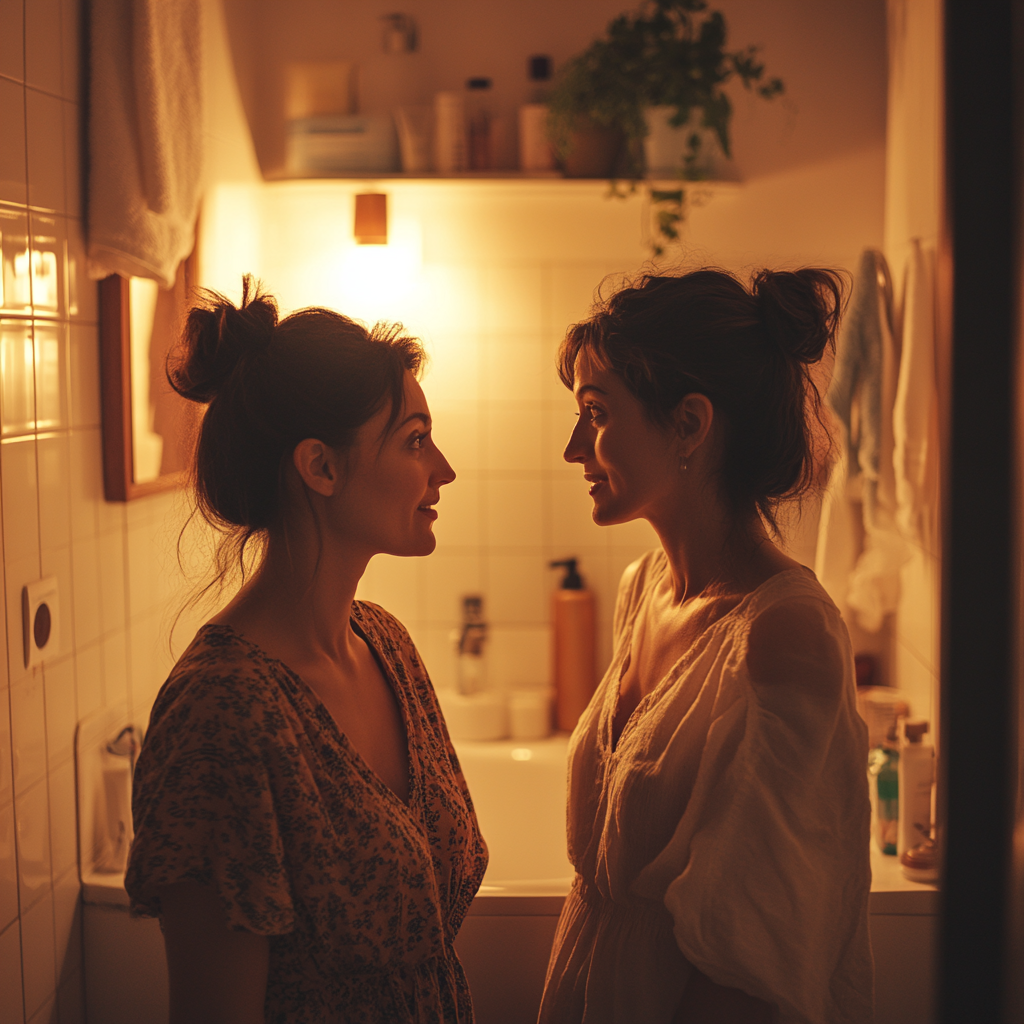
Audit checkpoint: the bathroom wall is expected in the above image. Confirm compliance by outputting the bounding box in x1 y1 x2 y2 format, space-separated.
884 0 944 735
0 2 889 1023
207 0 889 686
199 160 885 692
0 2 205 1021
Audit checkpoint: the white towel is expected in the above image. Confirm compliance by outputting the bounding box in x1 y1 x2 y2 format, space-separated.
892 239 940 553
87 0 204 287
816 249 908 632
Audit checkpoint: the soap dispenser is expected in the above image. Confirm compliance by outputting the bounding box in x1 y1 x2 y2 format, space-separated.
550 558 597 733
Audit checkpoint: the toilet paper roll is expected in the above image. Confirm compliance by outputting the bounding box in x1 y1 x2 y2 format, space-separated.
439 689 508 741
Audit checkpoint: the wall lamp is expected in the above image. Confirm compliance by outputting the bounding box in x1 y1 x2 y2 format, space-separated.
354 193 388 244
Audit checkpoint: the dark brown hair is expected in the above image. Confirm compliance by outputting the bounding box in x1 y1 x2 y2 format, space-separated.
168 276 425 581
558 267 845 530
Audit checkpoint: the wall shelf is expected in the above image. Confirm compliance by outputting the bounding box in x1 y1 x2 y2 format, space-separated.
261 169 742 191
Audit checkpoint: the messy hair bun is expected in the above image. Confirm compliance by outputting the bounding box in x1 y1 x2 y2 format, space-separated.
168 275 425 551
170 277 279 403
557 266 846 530
752 268 843 366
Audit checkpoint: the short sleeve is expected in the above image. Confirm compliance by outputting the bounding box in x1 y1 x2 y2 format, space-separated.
125 670 297 935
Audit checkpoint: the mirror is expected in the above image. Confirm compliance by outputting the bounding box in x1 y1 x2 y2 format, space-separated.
99 253 198 501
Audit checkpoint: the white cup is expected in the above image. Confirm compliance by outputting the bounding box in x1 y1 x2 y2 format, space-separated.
508 688 552 740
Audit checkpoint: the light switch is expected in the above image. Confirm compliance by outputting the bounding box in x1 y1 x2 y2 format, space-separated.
22 577 59 668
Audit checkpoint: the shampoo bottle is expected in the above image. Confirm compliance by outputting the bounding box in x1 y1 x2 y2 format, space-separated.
897 719 934 857
519 54 556 171
550 559 596 733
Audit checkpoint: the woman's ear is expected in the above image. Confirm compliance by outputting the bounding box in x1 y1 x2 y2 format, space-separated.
671 393 714 460
292 439 340 497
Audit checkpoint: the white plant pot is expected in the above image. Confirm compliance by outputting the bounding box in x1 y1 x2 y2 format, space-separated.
643 105 723 178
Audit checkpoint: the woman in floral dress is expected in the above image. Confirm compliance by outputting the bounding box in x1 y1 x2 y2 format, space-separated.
126 278 487 1024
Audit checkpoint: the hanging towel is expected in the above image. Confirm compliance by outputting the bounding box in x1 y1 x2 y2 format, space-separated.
87 0 204 287
893 239 941 554
816 249 908 632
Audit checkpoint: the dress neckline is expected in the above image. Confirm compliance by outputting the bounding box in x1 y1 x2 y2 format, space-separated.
198 610 418 812
607 561 814 752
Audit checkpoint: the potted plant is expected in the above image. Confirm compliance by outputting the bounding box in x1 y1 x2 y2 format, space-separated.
546 0 784 248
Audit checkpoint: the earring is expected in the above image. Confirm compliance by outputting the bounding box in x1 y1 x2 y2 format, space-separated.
679 456 688 473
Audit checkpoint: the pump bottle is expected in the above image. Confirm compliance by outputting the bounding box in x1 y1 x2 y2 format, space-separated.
550 558 596 732
897 719 934 857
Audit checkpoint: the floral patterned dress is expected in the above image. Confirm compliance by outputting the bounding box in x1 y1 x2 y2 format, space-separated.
125 602 488 1024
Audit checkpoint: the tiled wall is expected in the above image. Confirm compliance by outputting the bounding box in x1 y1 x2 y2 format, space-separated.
202 179 667 691
201 175 877 692
0 2 202 1021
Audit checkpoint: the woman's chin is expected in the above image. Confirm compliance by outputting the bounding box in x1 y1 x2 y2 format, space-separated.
591 503 623 527
591 501 641 528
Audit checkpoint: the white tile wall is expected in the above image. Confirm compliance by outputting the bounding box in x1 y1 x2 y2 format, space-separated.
0 4 202 1020
222 179 786 686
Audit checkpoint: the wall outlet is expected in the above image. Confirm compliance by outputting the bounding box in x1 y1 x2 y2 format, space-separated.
22 577 59 668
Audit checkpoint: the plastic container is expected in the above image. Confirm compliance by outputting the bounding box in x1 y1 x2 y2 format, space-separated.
900 837 939 884
508 688 552 740
868 742 900 855
466 77 494 170
434 91 468 172
286 115 399 174
395 105 433 172
550 559 597 733
897 719 934 857
519 55 555 172
438 690 507 742
857 685 910 747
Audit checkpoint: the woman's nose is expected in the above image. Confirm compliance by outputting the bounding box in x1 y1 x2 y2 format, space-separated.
433 445 457 486
563 416 591 464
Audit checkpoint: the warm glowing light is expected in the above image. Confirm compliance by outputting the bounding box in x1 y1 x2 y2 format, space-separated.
31 249 58 311
0 322 35 434
34 324 62 429
11 249 32 310
511 748 533 762
354 193 388 244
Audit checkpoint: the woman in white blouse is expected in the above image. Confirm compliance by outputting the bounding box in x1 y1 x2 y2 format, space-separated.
539 269 873 1024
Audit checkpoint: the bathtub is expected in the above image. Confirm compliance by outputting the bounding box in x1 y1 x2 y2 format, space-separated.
452 736 571 1024
451 734 942 1024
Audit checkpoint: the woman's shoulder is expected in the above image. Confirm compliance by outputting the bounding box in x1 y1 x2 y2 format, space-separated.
746 565 843 623
742 568 852 695
354 598 413 634
617 548 668 602
148 625 293 740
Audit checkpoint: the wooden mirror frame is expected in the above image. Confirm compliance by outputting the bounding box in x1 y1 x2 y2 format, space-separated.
98 255 197 501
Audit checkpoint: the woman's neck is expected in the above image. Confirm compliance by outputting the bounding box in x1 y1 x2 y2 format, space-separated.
648 503 786 604
212 527 370 668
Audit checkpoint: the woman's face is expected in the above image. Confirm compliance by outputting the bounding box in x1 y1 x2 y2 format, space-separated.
333 372 455 557
564 351 680 526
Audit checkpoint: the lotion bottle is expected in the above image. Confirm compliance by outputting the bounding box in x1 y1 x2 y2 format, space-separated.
897 718 934 857
550 559 596 733
519 54 555 171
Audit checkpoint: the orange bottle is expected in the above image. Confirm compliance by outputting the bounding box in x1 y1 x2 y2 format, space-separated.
550 559 597 733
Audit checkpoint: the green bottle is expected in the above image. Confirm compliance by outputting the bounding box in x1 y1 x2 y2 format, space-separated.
868 743 900 855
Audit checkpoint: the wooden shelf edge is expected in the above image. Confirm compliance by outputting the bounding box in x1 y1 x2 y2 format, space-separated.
261 170 743 188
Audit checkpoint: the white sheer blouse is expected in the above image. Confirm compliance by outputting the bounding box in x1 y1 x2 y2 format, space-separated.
539 552 873 1024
